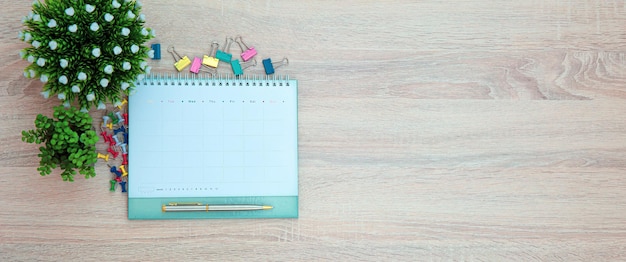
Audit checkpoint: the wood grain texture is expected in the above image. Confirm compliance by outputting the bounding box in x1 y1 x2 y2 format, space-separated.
2 0 626 261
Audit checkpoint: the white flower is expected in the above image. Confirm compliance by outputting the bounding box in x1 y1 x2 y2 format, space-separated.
32 40 41 48
92 47 101 57
147 49 154 59
63 101 71 108
90 22 99 31
33 14 41 22
113 46 122 55
85 4 95 13
130 45 139 53
77 72 87 81
86 93 95 101
40 74 48 83
32 0 40 6
48 40 58 50
60 59 68 68
122 62 131 70
19 50 27 58
24 32 32 42
139 14 146 21
71 85 81 93
27 55 35 63
58 75 68 84
100 78 109 87
145 66 152 74
18 31 24 40
121 82 130 90
136 74 145 81
141 28 149 36
150 29 156 37
97 101 106 110
68 24 78 33
65 7 75 16
36 57 45 67
135 0 143 8
121 28 130 36
47 19 57 28
58 93 66 100
104 65 114 74
112 0 121 8
80 108 89 113
29 69 36 77
104 13 114 22
40 90 50 99
23 71 31 78
127 10 136 19
140 61 147 69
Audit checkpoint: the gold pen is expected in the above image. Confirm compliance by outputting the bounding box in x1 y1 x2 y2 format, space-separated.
162 203 273 212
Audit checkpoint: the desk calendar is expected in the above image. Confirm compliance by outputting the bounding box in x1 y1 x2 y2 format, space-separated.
128 74 298 219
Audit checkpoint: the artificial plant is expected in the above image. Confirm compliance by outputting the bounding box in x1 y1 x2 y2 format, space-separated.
22 106 99 182
18 0 155 111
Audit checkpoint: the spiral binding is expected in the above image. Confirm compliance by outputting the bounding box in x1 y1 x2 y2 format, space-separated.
135 73 293 87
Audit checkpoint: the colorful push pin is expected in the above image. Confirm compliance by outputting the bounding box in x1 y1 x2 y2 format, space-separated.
123 132 128 145
100 129 111 144
215 37 233 62
115 112 125 125
189 57 202 74
112 134 123 146
167 46 191 71
109 179 116 191
120 143 128 154
120 165 128 177
202 41 220 68
113 125 126 135
102 115 110 128
122 113 128 126
117 98 128 109
119 181 127 193
231 58 257 76
235 36 257 62
151 43 161 60
107 146 119 158
109 165 122 177
108 112 119 125
97 153 110 162
122 153 128 166
262 57 289 75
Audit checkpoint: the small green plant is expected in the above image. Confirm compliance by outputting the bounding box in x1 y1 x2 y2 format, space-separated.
22 106 99 182
18 0 155 111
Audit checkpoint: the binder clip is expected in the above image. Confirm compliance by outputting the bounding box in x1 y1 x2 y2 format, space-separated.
215 37 233 62
190 57 202 74
235 36 257 62
262 57 288 75
202 41 220 69
167 46 191 71
231 58 257 76
151 43 161 60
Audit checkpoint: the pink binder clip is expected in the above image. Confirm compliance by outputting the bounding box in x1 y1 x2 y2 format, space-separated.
235 36 257 62
190 57 202 74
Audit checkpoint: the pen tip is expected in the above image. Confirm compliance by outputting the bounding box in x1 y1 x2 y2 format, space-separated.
263 205 273 210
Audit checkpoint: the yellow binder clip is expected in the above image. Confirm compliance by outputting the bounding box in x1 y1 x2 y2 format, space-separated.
167 46 191 72
202 41 220 69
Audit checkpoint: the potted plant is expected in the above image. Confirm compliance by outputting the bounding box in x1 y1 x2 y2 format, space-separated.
18 0 154 180
22 106 99 182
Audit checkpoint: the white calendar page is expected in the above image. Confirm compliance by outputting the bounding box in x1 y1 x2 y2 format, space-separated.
128 77 298 198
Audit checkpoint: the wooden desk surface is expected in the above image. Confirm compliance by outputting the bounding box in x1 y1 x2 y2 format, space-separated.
2 1 626 260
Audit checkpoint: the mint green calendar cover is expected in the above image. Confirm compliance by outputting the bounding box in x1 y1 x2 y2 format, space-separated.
128 74 298 219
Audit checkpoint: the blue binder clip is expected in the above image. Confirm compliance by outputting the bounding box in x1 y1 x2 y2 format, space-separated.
262 57 288 75
151 43 161 60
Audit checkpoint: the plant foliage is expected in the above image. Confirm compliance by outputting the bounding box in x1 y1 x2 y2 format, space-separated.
19 0 155 111
22 106 99 182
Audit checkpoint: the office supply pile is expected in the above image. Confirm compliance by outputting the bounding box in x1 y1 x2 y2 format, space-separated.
98 102 129 192
150 36 289 76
